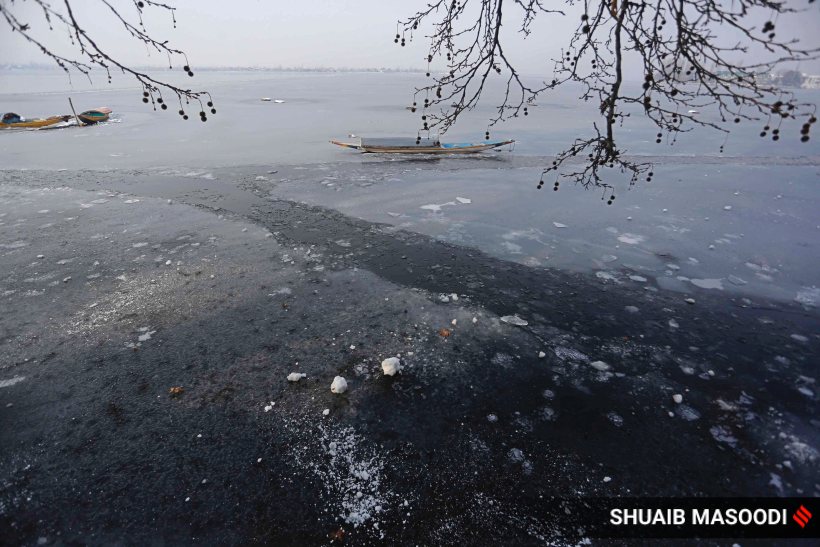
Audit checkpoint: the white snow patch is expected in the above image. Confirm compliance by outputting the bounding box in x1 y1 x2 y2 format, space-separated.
287 372 307 382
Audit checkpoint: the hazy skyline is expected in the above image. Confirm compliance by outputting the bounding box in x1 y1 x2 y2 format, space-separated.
2 0 819 76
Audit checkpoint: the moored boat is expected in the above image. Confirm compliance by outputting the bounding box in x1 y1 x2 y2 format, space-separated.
330 136 514 154
77 107 112 125
1 113 70 130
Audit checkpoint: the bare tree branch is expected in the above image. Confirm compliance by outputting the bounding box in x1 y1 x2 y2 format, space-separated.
397 0 819 198
1 0 215 120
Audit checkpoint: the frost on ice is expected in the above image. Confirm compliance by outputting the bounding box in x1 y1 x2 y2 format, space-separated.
295 425 394 528
381 357 401 376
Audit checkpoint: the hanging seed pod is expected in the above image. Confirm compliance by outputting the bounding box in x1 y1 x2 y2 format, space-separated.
211 108 216 114
142 97 149 103
161 104 168 110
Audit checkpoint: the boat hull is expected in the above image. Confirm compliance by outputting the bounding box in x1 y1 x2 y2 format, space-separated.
0 116 69 130
331 140 514 154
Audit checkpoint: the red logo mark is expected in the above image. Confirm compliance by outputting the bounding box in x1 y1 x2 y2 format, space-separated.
793 505 812 529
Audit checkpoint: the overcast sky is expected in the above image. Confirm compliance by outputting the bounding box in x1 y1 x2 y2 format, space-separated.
2 0 819 75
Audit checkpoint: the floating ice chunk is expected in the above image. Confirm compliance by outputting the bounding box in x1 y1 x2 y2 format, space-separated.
690 278 724 290
607 412 624 427
603 476 612 483
137 330 156 342
0 376 26 388
381 357 401 376
472 317 478 323
628 275 647 283
601 254 618 263
455 197 472 204
323 408 330 416
728 275 747 286
596 271 618 282
710 425 738 447
624 305 639 313
450 293 459 301
617 233 646 245
420 202 457 212
538 351 546 358
590 361 611 372
331 376 348 394
487 414 498 423
500 315 528 326
675 404 701 421
552 222 567 228
264 402 274 412
797 386 814 397
438 294 450 303
672 394 683 404
507 448 525 463
684 298 695 305
255 176 268 181
668 319 679 329
790 334 808 343
723 205 733 211
287 372 307 382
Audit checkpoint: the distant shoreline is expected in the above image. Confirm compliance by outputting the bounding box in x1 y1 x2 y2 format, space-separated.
0 64 426 74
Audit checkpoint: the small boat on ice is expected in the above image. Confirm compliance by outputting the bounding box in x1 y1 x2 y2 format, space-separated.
330 137 514 154
1 113 70 130
77 107 112 125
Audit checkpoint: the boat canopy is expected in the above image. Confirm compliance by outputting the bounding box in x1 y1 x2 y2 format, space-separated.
2 113 22 124
360 137 439 148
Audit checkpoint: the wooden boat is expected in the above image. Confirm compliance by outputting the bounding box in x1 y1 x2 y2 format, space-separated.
77 107 112 125
1 113 70 130
330 137 514 154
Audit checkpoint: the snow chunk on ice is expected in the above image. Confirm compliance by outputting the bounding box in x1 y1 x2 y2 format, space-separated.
590 361 611 372
381 357 401 376
538 351 546 358
287 372 307 382
628 275 647 283
500 315 528 326
552 222 567 229
672 394 683 404
331 376 348 394
455 197 472 204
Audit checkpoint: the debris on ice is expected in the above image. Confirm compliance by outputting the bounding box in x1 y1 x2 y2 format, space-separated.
331 376 348 394
381 357 401 376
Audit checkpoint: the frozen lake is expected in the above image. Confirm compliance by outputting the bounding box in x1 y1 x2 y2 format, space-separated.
1 69 819 306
